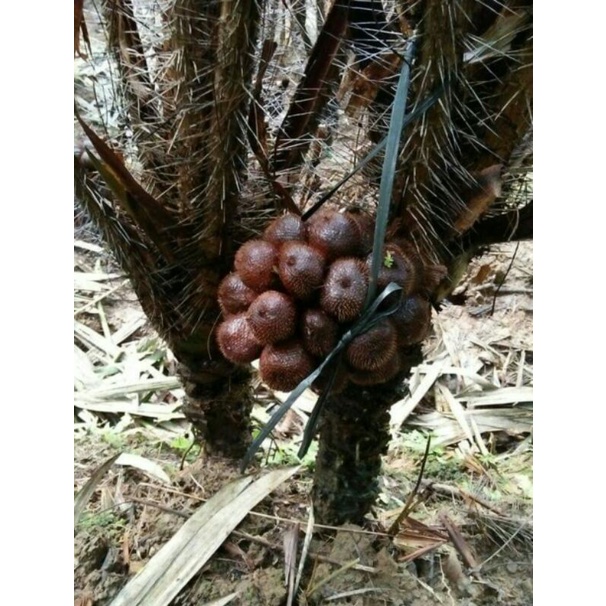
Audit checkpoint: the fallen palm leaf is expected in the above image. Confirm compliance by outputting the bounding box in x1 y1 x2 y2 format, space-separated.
74 320 122 359
128 356 170 382
75 399 184 421
111 314 147 345
393 517 448 561
469 416 490 456
408 407 532 446
393 517 448 547
74 281 129 316
440 513 479 570
115 453 171 485
459 386 533 407
416 363 498 390
284 522 299 606
390 355 448 434
436 382 475 445
75 453 121 526
119 351 146 385
97 301 112 343
74 240 104 254
79 377 181 399
199 594 239 606
294 506 315 602
74 344 99 390
74 272 123 284
74 279 115 294
109 466 300 606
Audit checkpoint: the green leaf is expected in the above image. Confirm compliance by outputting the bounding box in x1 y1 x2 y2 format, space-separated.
366 39 416 308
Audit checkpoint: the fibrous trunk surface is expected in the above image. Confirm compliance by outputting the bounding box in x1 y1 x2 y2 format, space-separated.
77 0 262 458
312 362 418 525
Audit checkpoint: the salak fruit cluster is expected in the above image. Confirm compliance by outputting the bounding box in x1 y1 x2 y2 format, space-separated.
216 210 441 392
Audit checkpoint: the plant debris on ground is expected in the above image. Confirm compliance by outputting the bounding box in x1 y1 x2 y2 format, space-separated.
74 237 532 606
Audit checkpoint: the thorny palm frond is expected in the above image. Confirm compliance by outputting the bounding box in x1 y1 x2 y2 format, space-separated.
77 0 264 352
391 1 532 263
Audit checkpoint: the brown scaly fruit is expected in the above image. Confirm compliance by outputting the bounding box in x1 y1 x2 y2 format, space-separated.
217 272 258 316
247 290 297 344
301 308 339 357
345 320 397 372
390 239 448 296
420 263 448 297
263 213 306 245
390 295 432 346
259 340 316 392
234 240 278 291
306 209 361 260
216 313 263 364
321 258 368 323
349 211 375 255
368 243 420 296
348 349 402 386
278 241 326 301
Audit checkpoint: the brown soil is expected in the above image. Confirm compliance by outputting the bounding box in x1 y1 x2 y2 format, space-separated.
74 431 532 605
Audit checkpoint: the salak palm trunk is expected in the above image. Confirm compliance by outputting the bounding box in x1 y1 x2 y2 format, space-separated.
309 0 531 524
75 0 532 524
76 0 263 457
